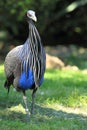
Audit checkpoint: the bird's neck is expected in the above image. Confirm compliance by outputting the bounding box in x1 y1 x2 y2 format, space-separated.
28 20 42 49
29 19 34 28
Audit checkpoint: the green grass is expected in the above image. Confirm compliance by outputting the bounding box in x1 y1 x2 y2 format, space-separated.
0 64 87 130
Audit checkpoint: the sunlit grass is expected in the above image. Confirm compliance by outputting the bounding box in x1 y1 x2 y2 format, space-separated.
38 69 87 108
0 64 4 73
0 64 87 129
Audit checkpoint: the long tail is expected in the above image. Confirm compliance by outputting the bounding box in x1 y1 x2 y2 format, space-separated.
4 80 10 93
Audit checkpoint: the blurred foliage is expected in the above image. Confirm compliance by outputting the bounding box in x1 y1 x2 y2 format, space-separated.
0 0 87 49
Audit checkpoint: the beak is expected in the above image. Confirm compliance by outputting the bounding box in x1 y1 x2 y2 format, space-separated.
32 15 37 22
27 12 37 22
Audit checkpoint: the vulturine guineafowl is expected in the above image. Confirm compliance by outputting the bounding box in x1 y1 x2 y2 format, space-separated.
4 10 46 116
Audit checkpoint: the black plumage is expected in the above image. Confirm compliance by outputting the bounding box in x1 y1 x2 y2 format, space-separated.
4 10 46 115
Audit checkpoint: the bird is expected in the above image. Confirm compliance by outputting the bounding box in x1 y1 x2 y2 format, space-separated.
4 10 46 116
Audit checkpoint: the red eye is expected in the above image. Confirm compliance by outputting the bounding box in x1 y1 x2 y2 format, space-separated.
27 13 32 17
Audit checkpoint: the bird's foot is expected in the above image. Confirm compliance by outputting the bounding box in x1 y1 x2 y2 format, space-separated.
25 108 30 116
25 108 31 121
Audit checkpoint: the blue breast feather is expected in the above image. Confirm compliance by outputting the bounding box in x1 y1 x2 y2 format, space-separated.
19 69 44 90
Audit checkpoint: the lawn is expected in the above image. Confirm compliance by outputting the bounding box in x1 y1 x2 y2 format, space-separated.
0 64 87 130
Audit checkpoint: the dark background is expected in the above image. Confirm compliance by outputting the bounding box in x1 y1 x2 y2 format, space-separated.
0 0 87 55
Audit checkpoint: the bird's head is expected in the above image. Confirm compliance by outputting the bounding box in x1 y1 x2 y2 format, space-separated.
27 10 37 22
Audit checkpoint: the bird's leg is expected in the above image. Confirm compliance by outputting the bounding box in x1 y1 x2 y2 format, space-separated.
31 88 37 115
23 96 30 114
23 91 30 116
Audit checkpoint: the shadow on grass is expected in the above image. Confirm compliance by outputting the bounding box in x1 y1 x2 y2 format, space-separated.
0 101 87 123
0 78 87 123
0 64 87 125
